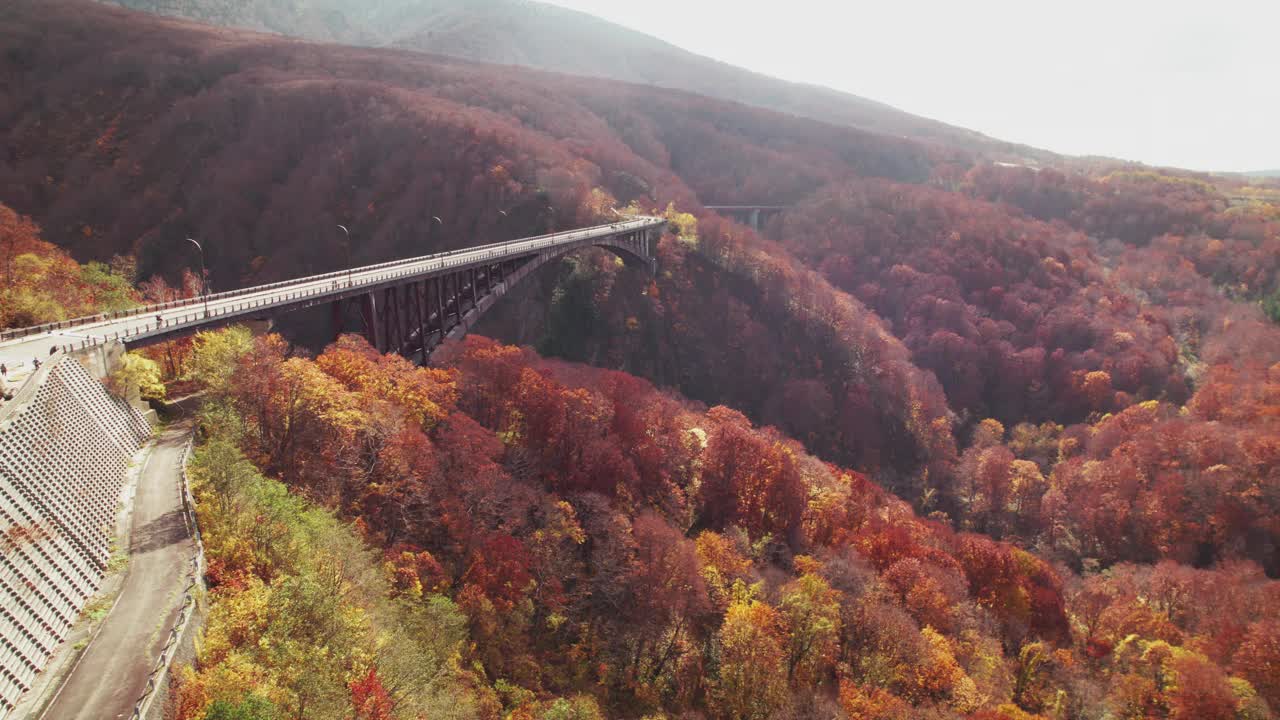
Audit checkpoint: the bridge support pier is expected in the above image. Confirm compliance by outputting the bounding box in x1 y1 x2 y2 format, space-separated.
382 286 402 355
331 299 345 339
413 281 428 356
360 292 382 351
438 276 448 339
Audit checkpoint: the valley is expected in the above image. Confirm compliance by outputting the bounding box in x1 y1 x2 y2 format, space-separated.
0 2 1277 719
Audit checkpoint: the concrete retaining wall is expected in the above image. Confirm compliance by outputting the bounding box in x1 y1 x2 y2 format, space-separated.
0 354 149 714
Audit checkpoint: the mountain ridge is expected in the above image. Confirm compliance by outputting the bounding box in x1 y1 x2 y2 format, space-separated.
101 0 1050 161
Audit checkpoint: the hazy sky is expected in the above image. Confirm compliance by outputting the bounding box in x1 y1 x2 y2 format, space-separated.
545 0 1279 172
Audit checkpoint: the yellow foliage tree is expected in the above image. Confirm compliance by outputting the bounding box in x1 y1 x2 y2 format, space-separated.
186 326 255 395
106 352 165 401
713 600 789 720
778 572 841 684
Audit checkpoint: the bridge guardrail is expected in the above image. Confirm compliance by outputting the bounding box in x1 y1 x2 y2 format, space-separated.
0 217 663 344
129 432 204 720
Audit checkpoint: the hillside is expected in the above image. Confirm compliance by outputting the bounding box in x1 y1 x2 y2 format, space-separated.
100 0 1046 160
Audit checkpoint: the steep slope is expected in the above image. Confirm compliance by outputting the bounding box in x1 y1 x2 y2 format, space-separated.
100 0 1045 159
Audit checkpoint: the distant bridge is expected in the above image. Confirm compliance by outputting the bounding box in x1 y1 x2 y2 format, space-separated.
704 205 789 231
0 217 665 369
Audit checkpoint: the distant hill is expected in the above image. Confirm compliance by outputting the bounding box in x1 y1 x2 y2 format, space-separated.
1244 169 1280 178
101 0 1046 161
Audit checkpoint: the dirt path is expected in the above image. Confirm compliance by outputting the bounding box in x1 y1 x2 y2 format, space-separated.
41 421 195 720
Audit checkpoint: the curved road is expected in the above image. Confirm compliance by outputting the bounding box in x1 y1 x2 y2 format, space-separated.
41 421 195 720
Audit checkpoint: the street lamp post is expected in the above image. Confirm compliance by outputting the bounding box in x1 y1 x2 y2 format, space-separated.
337 224 352 287
186 238 209 318
428 216 443 248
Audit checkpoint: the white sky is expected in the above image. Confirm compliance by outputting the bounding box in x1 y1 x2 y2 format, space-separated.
543 0 1279 172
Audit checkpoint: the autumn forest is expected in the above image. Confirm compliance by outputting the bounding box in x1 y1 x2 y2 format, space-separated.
1 1 1279 719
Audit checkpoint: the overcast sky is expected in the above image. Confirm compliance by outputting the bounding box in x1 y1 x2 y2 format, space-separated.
545 0 1279 172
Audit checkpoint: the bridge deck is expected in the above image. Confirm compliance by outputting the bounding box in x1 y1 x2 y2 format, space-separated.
0 217 663 376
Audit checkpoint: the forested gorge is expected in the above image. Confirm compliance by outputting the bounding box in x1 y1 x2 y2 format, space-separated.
2 1 1280 718
166 329 1278 720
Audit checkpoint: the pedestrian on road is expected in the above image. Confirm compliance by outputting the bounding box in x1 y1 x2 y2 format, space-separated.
1 363 6 377
32 358 40 370
49 346 57 355
156 313 164 327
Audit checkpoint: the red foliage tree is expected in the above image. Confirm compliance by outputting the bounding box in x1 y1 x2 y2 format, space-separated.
350 667 395 720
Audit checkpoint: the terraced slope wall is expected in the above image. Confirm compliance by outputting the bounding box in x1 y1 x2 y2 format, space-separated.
0 354 150 713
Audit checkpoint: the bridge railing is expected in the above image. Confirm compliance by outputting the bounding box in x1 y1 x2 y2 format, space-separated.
0 217 663 344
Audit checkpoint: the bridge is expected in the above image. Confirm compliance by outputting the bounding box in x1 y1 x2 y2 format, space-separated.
0 215 664 715
0 216 665 376
704 205 789 231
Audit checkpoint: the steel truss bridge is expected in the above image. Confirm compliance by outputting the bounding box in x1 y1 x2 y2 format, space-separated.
0 217 666 369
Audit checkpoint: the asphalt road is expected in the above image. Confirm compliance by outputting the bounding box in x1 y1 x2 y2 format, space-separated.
41 421 195 720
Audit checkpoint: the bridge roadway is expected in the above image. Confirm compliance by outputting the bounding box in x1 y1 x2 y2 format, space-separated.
0 216 664 382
